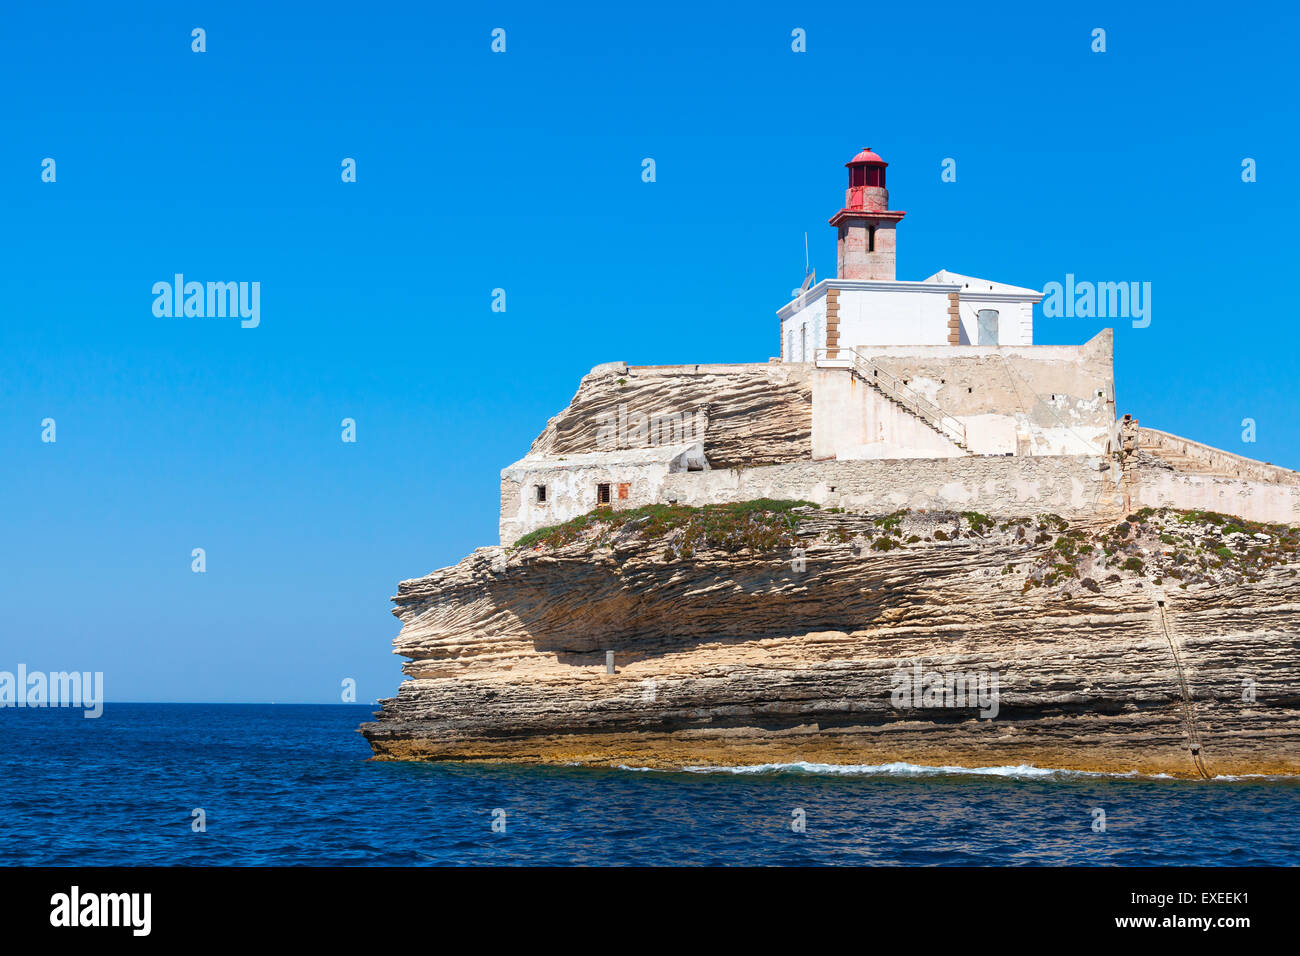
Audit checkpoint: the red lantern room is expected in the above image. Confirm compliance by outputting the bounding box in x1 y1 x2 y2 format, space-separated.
844 147 888 210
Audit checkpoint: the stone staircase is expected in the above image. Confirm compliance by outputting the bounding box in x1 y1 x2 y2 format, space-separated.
817 348 971 454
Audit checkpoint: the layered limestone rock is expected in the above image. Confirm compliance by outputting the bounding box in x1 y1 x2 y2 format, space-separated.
361 506 1300 778
527 362 812 469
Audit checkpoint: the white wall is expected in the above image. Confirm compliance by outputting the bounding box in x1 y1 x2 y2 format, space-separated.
835 286 953 346
500 460 669 544
778 280 1038 357
500 445 707 544
812 367 966 459
780 283 954 358
780 296 826 362
955 295 1035 346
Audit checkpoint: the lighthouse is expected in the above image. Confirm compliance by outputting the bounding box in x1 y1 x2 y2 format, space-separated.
776 147 1043 357
829 147 906 281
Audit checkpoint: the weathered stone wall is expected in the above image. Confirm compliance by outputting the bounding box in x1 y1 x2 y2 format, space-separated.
500 445 707 546
855 330 1116 456
529 361 812 469
838 220 898 281
1126 465 1300 526
662 454 1124 519
500 458 673 546
1139 427 1300 485
1120 427 1300 526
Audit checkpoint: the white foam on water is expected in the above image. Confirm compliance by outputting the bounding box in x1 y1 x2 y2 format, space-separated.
612 760 1195 781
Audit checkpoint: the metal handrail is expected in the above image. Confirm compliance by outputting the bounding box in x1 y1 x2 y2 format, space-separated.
856 353 967 447
815 348 967 448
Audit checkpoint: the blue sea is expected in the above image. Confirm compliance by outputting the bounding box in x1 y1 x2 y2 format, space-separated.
2 704 1297 866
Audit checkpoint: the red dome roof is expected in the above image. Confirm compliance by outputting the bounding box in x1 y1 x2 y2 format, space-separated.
846 147 887 166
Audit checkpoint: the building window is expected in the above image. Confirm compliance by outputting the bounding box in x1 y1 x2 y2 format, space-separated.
597 483 611 505
868 225 876 252
535 484 547 503
850 166 885 188
617 482 630 500
977 309 999 346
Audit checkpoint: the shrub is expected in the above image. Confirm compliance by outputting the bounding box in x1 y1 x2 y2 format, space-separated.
874 510 908 532
512 499 814 552
1038 512 1067 529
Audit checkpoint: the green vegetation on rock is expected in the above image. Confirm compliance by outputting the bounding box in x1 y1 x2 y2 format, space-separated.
512 499 814 555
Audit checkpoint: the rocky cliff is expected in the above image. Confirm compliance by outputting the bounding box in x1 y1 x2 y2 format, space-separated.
528 362 812 468
360 504 1300 778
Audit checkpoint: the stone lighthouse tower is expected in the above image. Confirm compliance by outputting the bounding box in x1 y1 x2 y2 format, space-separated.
829 147 906 281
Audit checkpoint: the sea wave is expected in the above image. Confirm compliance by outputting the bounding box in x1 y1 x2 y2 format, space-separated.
614 761 1300 783
616 760 1171 780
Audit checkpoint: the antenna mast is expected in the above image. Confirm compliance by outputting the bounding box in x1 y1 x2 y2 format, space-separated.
793 232 815 297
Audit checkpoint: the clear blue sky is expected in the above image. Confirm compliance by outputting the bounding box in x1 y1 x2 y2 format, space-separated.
2 1 1296 702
